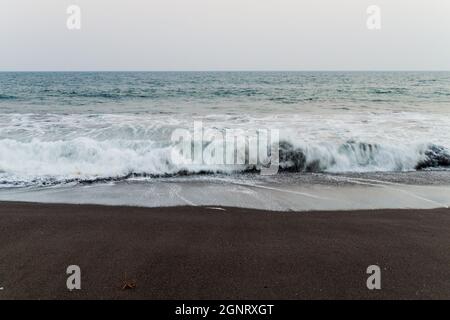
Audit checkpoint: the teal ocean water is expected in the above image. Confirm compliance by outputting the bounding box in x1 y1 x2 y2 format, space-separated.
0 72 449 187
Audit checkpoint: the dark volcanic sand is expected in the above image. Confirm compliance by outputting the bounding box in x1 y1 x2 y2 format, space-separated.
0 202 449 299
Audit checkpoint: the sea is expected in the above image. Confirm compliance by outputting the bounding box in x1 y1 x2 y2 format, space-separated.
0 71 449 210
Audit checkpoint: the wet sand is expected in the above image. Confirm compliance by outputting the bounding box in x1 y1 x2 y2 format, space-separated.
0 202 449 299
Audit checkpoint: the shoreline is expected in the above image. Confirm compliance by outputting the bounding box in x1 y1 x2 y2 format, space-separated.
0 199 449 213
1 173 450 211
0 201 449 299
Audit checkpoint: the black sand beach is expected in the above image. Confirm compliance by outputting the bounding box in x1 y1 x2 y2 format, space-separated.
0 202 449 300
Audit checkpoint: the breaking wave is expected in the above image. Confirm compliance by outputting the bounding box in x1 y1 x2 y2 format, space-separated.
0 137 449 187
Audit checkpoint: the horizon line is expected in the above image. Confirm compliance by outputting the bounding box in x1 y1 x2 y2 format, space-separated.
1 70 449 73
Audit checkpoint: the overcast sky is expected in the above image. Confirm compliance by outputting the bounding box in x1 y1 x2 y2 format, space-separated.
1 0 449 71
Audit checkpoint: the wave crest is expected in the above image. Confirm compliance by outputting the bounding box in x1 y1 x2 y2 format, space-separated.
0 137 449 187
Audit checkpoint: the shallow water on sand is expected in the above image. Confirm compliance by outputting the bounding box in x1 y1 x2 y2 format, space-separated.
1 172 449 211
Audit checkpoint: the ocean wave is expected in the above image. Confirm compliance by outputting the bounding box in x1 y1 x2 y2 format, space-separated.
278 141 450 172
0 94 17 100
0 137 448 187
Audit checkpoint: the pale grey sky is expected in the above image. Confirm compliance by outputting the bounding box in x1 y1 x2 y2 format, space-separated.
1 0 449 71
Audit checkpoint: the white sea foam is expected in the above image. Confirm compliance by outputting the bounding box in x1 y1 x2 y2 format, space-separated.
0 111 449 187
